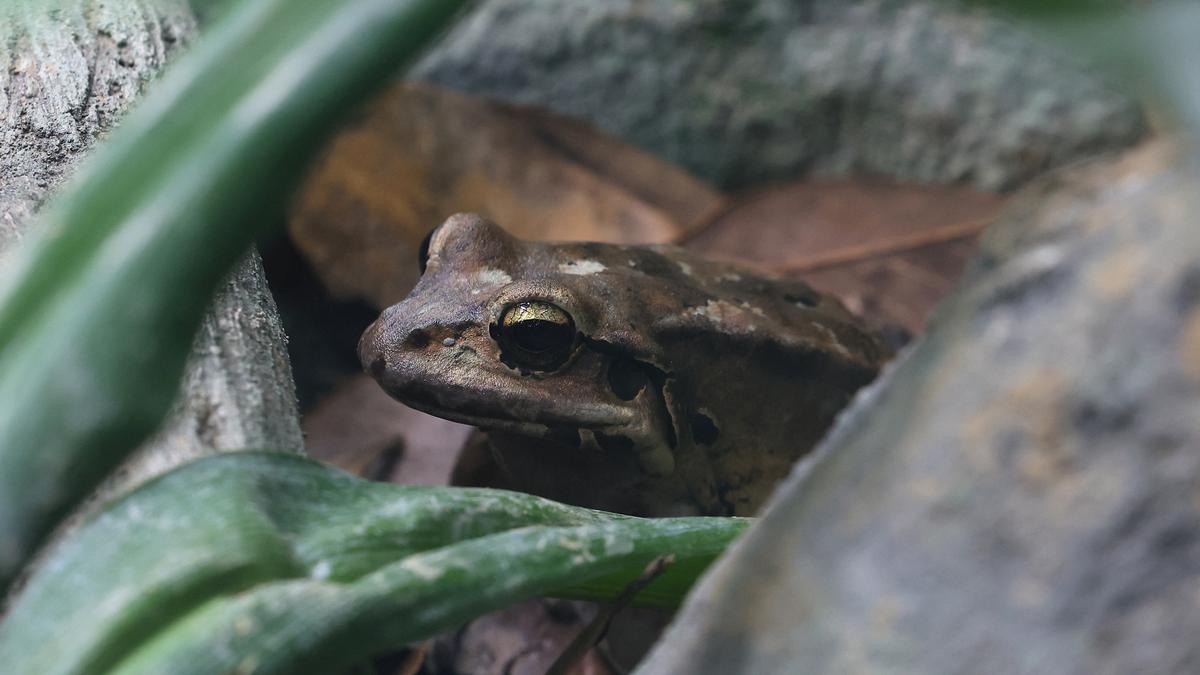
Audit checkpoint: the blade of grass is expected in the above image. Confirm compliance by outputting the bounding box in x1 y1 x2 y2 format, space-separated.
0 452 748 675
0 0 474 590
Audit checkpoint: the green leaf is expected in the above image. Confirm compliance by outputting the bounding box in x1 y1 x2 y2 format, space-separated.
0 452 748 675
0 0 473 590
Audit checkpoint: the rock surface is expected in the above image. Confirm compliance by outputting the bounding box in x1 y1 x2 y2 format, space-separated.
0 1 194 255
636 140 1200 674
110 248 305 494
416 0 1147 191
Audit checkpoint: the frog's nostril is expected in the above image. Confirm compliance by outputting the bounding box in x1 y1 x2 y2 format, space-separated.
405 329 431 349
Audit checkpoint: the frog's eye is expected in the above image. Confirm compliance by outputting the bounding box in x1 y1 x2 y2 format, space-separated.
495 301 577 370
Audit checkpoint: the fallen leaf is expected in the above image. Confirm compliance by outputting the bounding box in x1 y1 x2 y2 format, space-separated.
684 180 1007 332
289 82 725 308
302 374 473 485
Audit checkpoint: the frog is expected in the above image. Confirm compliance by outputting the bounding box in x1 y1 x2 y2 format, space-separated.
359 213 889 516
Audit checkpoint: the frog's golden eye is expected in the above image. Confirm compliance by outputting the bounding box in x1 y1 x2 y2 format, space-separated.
494 301 577 371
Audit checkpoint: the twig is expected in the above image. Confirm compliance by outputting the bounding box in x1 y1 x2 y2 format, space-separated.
669 201 738 246
395 642 428 675
544 555 675 675
768 218 993 274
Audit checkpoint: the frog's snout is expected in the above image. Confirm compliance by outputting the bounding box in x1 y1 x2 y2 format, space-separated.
358 304 453 398
358 315 389 379
359 313 418 402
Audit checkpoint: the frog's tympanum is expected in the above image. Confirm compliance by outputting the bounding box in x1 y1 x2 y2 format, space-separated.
360 214 888 516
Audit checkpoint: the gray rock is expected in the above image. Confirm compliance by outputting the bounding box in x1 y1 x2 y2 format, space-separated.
635 141 1200 674
0 0 195 254
109 248 305 496
416 0 1147 190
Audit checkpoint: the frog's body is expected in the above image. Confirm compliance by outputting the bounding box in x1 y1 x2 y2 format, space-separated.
359 214 887 515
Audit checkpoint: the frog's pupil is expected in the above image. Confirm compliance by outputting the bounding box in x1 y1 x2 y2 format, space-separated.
496 302 576 370
510 319 572 353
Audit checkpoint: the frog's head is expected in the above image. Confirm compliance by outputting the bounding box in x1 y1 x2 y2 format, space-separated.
359 213 679 476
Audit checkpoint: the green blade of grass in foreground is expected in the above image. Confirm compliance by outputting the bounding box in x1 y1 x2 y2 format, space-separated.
0 0 473 590
0 452 748 675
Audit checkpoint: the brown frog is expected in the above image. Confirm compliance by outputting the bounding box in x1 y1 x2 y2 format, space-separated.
359 214 888 516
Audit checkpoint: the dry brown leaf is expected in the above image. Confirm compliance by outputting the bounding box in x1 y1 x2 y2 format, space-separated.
684 180 1007 333
302 374 473 484
289 82 725 308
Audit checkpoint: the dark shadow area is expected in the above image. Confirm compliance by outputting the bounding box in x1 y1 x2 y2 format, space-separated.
260 231 380 413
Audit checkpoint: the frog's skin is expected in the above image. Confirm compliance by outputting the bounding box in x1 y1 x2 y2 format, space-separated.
359 214 888 516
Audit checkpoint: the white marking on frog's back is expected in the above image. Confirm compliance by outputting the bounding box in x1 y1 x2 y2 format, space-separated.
740 301 767 317
476 268 513 285
558 259 607 275
692 299 758 332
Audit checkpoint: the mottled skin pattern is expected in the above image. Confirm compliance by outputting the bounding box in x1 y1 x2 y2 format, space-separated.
359 214 887 515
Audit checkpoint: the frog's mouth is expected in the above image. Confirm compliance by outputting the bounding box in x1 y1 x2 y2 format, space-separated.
396 384 643 442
